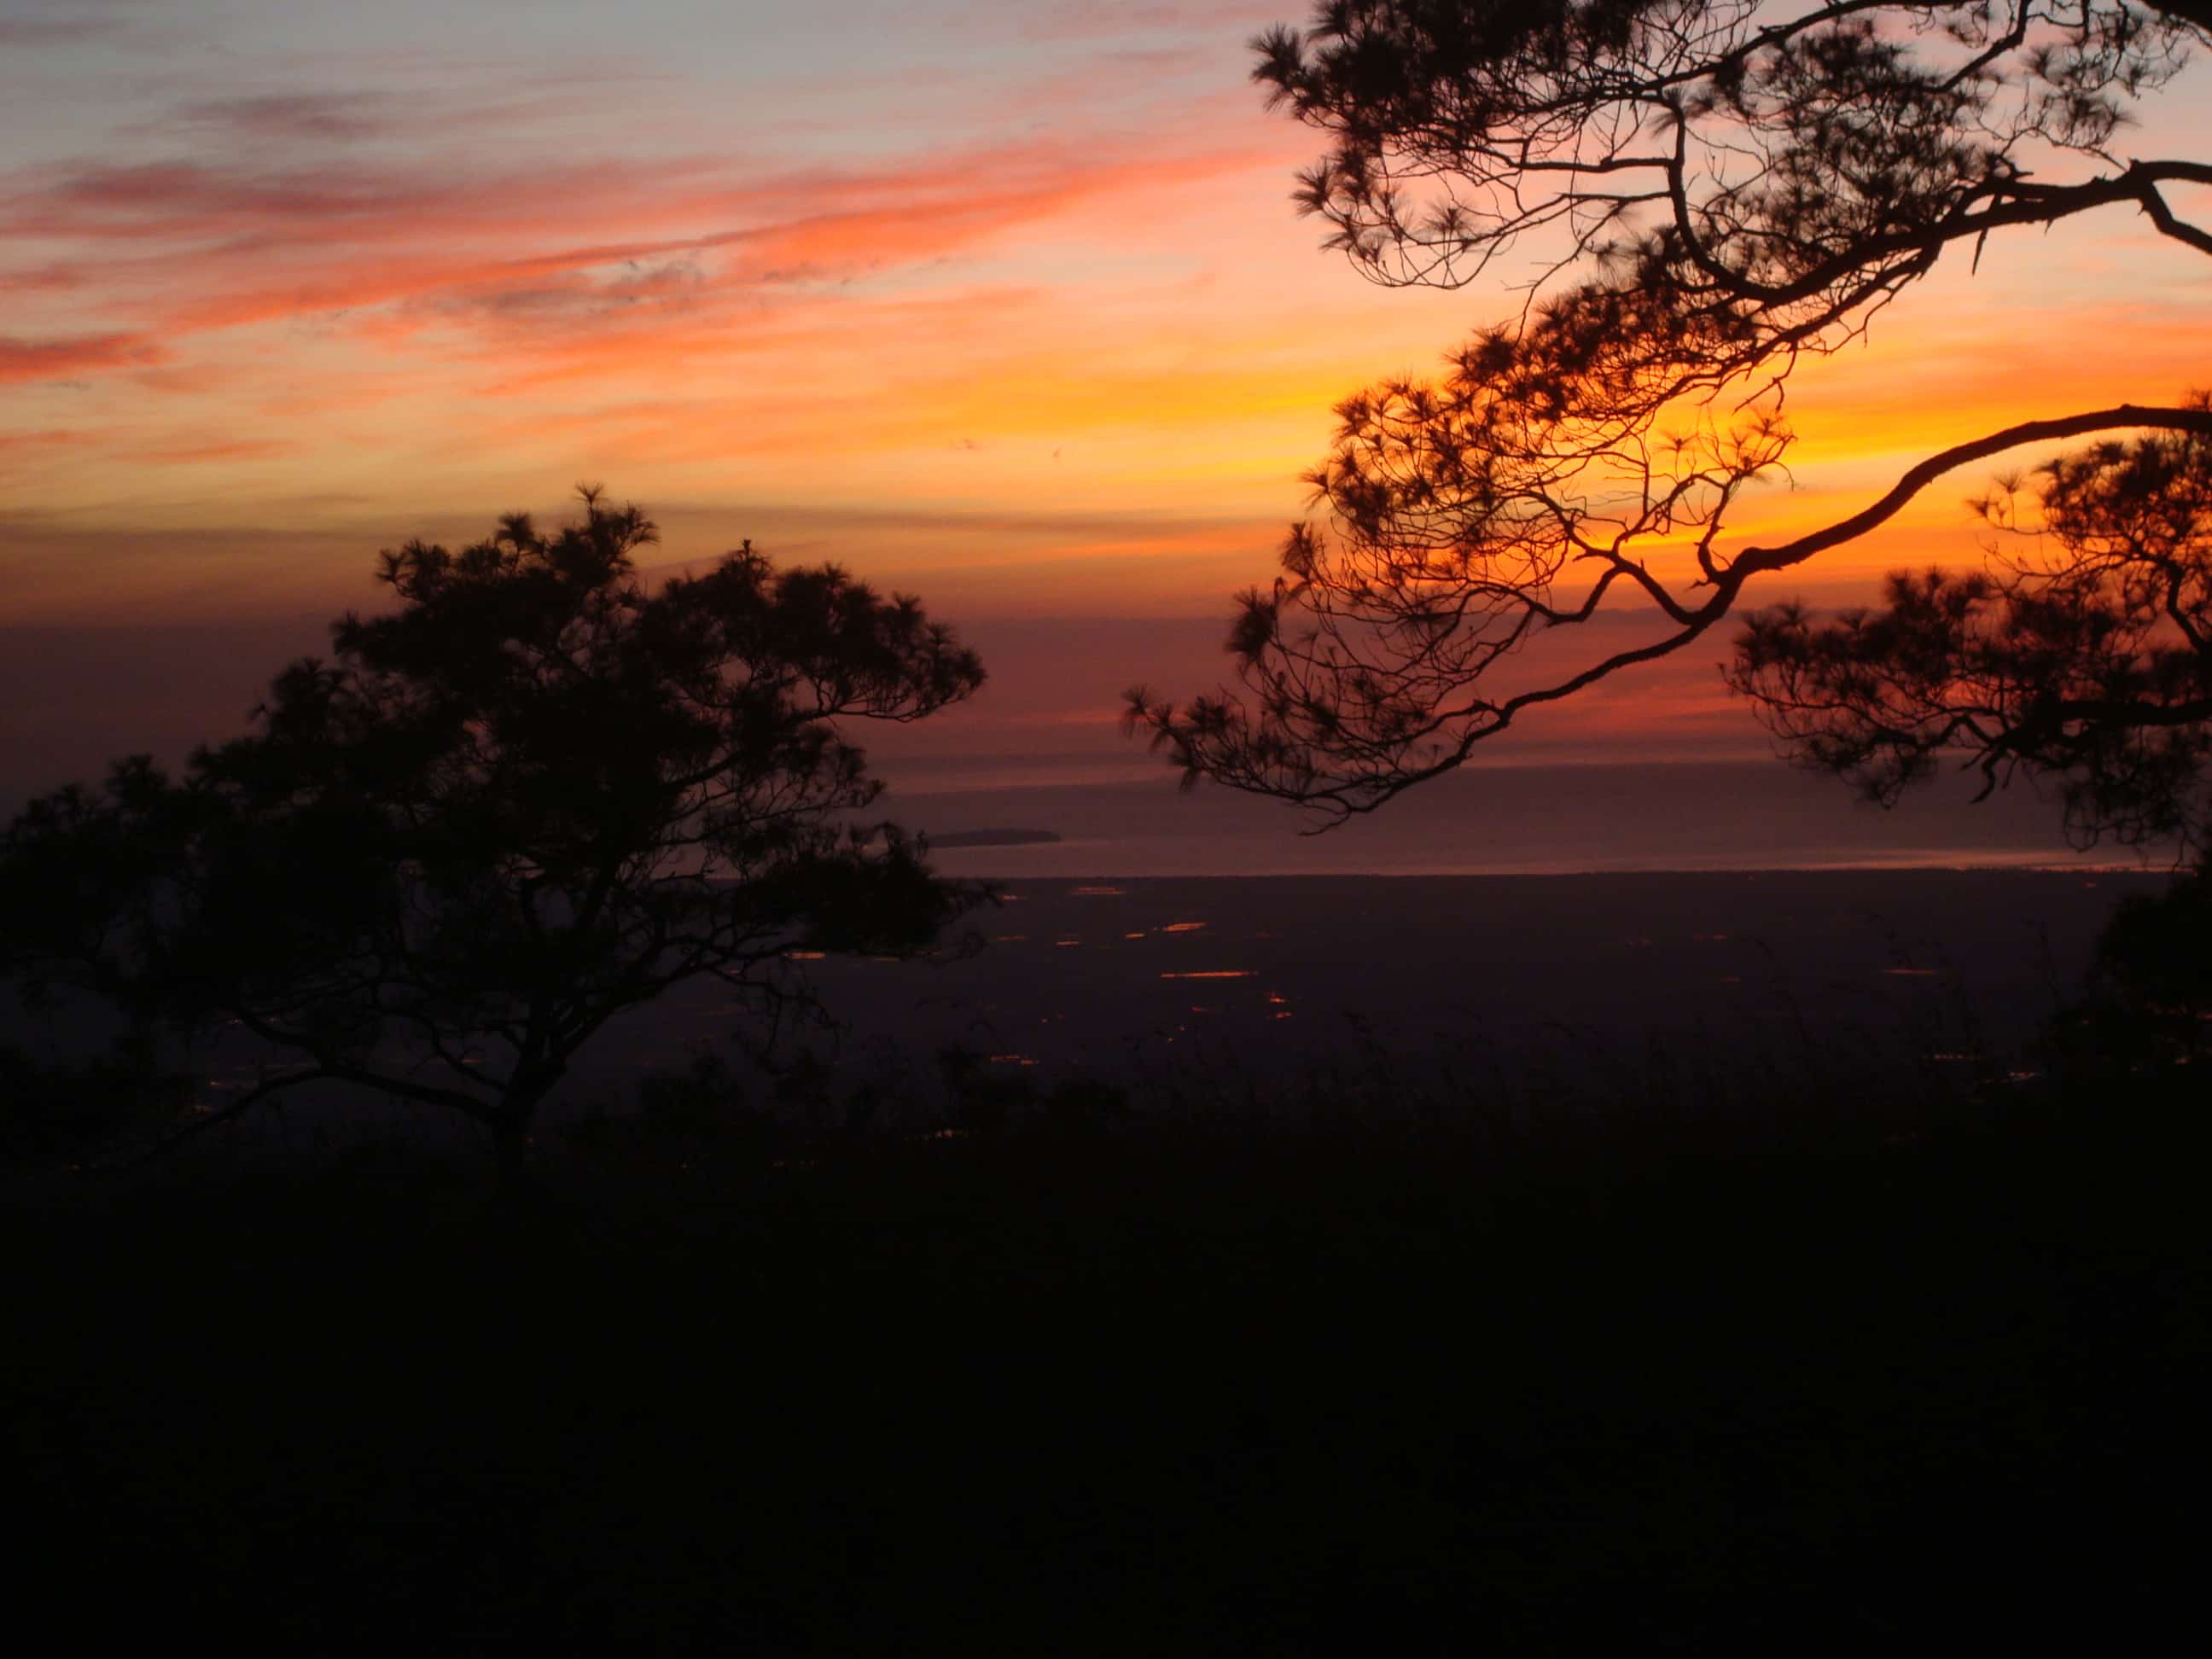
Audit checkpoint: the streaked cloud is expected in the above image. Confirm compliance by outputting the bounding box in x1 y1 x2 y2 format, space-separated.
0 16 120 48
0 329 169 383
152 93 403 144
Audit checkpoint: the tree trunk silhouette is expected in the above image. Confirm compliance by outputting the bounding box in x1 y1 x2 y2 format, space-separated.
491 1112 533 1198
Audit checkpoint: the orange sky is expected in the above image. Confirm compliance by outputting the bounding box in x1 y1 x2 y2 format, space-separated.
3 2 2209 796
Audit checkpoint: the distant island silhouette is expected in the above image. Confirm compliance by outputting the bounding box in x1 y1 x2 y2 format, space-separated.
927 828 1062 848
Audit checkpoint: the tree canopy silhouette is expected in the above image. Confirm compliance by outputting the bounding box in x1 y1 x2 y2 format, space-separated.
0 491 985 1179
1128 1 2212 850
1731 413 2212 848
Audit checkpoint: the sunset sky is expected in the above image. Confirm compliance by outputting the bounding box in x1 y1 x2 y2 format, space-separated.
5 0 2209 801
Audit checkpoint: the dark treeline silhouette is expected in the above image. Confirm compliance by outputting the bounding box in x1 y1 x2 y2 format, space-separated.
0 489 983 1181
7 974 2205 1652
1129 2 2212 859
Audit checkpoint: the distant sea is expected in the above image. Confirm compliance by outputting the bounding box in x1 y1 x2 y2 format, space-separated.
6 754 2177 1156
884 759 2151 880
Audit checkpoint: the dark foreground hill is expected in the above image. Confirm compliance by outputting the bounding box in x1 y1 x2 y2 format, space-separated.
5 1067 2204 1656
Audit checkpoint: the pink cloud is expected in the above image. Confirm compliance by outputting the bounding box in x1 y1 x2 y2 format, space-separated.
128 438 303 464
0 263 89 296
0 331 170 383
0 135 1276 384
0 428 84 455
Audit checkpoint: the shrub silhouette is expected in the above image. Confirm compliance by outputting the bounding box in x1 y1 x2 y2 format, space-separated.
2098 864 2212 1022
0 490 984 1182
0 1044 190 1163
